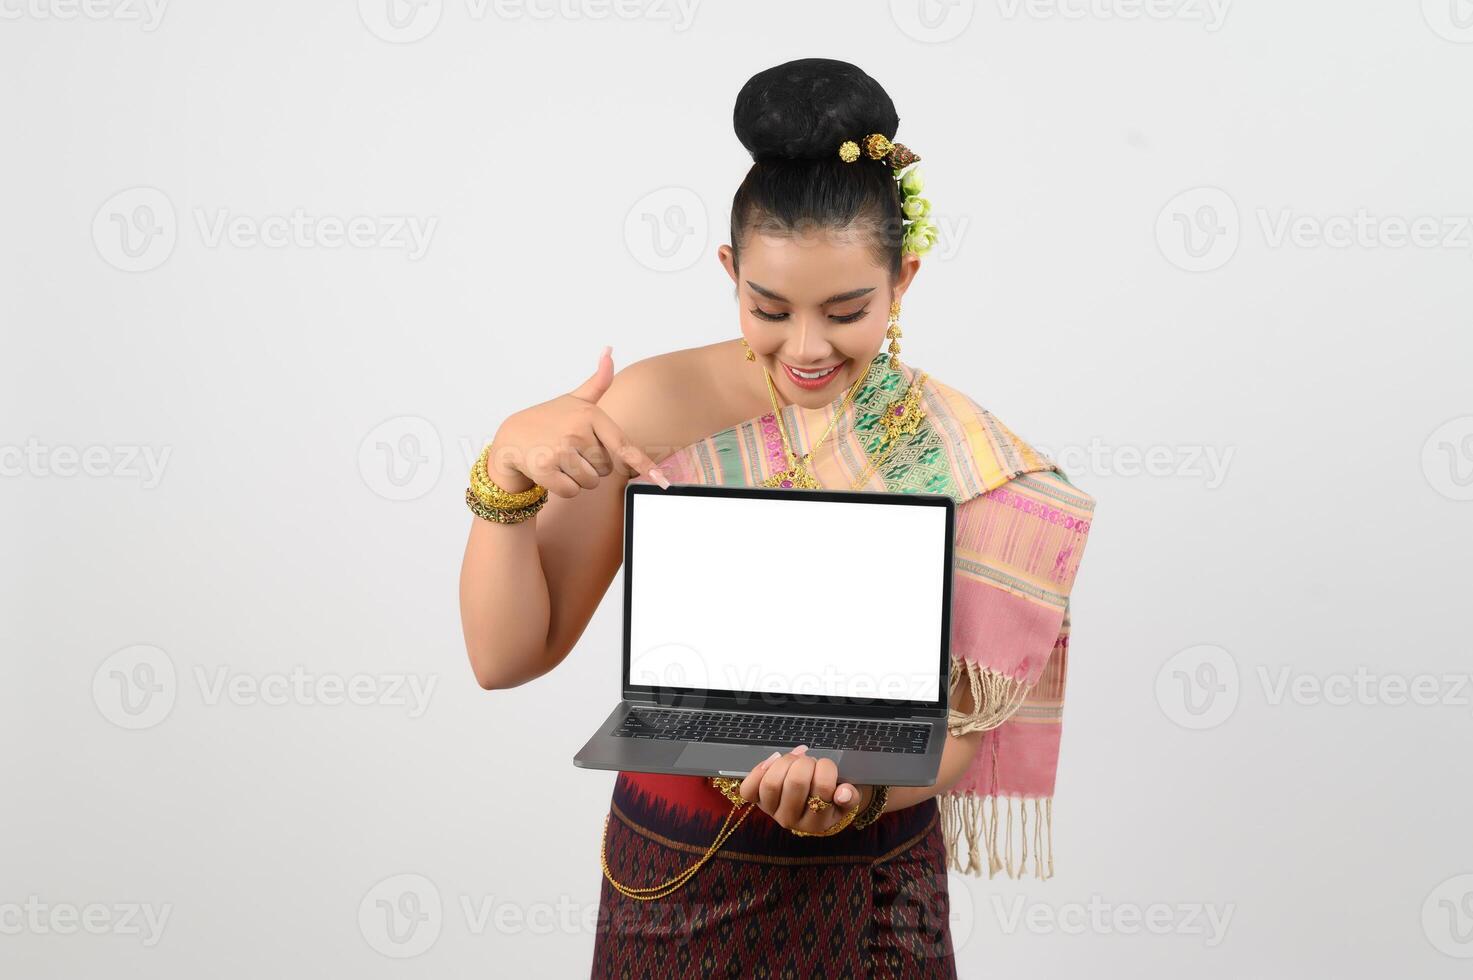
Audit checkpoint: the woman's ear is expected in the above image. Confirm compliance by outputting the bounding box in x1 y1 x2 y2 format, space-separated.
893 251 921 303
717 244 738 285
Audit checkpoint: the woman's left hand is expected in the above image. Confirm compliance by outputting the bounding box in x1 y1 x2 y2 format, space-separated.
737 745 870 834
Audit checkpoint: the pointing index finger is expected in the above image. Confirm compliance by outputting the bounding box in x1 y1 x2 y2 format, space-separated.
589 409 669 487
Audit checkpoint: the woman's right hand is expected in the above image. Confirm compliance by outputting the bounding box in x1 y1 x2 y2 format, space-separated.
485 346 670 498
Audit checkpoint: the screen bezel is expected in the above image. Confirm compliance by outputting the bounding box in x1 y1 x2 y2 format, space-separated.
621 482 955 718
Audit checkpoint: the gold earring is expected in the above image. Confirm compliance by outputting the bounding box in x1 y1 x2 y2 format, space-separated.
886 300 903 371
740 337 756 362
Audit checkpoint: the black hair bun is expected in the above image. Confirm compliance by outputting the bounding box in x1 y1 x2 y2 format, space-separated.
733 58 899 164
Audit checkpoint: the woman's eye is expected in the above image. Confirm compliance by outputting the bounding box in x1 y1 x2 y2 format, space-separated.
749 306 869 323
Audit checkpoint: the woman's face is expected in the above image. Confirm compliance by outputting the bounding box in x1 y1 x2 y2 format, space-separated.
718 226 919 410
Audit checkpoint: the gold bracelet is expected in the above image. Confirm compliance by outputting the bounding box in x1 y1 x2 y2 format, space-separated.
790 804 859 837
712 776 864 837
470 444 547 510
465 487 546 525
851 784 890 830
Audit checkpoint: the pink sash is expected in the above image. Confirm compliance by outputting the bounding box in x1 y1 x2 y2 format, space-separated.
634 353 1097 878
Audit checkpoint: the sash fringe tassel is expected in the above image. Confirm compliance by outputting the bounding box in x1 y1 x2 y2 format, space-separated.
938 793 1054 880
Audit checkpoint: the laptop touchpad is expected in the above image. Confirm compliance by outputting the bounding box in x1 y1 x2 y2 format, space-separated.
675 742 844 776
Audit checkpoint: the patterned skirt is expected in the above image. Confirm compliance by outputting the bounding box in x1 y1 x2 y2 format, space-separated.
591 772 958 979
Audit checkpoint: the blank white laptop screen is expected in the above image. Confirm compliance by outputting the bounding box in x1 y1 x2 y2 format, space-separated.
627 493 948 703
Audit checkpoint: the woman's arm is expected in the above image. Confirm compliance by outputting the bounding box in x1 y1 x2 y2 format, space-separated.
458 475 626 689
458 356 672 690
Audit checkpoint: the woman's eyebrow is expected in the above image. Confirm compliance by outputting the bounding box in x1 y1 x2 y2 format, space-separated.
746 281 876 305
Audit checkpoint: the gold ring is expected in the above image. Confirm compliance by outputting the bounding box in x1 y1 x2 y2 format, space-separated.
805 795 830 812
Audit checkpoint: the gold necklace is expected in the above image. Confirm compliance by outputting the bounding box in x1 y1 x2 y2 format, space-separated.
760 360 869 489
848 369 929 490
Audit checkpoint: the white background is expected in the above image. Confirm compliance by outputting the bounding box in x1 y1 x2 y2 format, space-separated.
628 493 946 701
3 1 1472 977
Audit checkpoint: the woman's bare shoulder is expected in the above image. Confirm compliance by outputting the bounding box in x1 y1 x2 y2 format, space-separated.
598 340 747 460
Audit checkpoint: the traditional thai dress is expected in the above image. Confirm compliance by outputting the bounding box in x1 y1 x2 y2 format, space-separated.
590 352 1098 979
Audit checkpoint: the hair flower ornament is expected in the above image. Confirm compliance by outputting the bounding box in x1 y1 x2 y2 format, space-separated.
838 132 936 257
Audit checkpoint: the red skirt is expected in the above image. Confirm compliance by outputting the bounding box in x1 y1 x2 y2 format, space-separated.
591 771 958 978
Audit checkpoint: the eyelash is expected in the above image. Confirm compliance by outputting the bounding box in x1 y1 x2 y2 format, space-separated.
749 307 870 324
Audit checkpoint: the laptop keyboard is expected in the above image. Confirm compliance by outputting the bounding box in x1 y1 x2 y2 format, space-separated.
611 708 931 754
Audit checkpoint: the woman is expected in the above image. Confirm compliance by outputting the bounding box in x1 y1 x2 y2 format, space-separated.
459 58 1098 977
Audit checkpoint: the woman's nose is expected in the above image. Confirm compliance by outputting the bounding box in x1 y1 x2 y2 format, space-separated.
789 316 833 363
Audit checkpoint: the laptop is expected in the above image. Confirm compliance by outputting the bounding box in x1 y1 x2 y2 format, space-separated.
573 482 956 787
